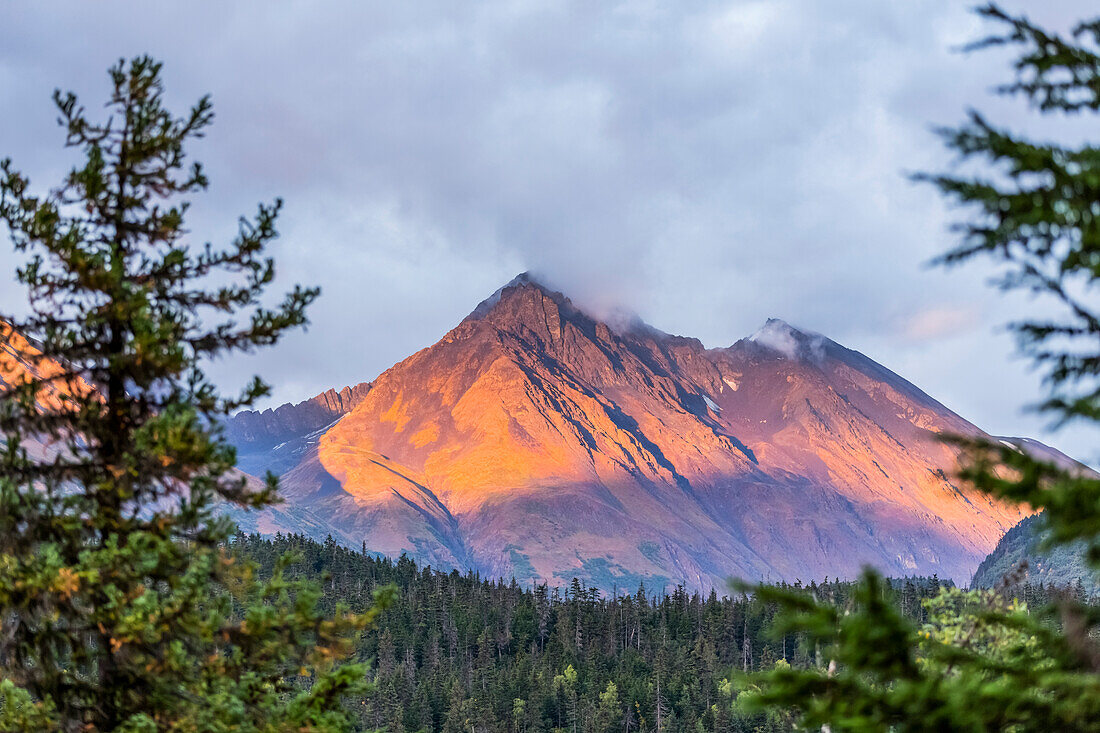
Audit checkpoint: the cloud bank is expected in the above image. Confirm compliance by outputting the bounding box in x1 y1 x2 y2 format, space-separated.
0 1 1095 461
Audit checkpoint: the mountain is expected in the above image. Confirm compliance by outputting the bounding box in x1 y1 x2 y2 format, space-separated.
226 382 371 476
2 278 1062 592
0 321 347 546
230 274 1050 591
971 514 1098 594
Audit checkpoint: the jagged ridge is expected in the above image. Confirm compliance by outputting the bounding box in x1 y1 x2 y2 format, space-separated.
226 382 371 476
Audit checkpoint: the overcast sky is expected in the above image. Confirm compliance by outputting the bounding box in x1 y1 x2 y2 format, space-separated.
2 1 1097 462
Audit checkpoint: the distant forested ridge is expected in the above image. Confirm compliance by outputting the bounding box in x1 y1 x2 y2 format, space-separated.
971 514 1098 596
232 532 1082 733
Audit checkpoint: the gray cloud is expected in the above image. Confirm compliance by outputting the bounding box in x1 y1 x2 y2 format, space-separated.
0 1 1096 462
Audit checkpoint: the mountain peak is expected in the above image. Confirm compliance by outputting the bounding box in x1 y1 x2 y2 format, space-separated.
498 271 547 293
464 274 687 352
508 270 542 287
468 271 562 320
747 318 829 361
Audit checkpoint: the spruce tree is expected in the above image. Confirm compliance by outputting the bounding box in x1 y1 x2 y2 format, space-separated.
744 4 1100 731
0 57 387 731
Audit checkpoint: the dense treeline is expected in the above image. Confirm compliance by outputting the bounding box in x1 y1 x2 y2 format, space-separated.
233 532 1081 733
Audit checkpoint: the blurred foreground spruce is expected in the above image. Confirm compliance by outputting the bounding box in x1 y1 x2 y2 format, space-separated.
744 5 1100 731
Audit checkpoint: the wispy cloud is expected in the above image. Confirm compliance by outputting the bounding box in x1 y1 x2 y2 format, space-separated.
901 306 981 342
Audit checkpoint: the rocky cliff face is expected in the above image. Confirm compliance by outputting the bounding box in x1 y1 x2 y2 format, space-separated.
235 274 1044 590
226 382 371 476
227 382 372 448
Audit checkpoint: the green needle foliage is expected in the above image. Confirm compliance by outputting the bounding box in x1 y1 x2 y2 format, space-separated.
744 5 1100 731
0 57 390 732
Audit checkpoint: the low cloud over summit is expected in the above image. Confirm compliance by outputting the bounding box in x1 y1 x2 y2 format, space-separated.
0 1 1094 461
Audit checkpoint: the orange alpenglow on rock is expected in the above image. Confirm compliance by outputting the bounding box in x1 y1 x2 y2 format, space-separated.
218 274 1054 592
1 322 100 466
0 322 94 412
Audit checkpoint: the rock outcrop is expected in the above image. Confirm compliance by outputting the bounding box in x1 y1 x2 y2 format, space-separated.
226 382 371 476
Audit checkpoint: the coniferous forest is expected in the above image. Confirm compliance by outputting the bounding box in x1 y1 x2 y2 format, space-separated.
233 532 1088 733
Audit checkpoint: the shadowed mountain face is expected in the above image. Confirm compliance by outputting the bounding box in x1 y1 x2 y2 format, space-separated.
235 274 1039 591
970 513 1098 595
226 382 371 476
